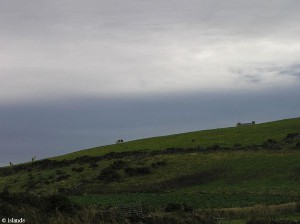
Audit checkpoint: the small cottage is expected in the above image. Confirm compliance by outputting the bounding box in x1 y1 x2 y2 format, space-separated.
236 121 255 127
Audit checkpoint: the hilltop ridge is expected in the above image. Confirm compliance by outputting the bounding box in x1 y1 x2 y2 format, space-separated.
54 117 300 160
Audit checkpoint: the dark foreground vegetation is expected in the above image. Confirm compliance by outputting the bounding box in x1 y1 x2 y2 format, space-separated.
2 189 300 224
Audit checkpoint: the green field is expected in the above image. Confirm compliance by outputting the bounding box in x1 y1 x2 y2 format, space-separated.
71 192 300 209
1 117 300 223
53 117 300 160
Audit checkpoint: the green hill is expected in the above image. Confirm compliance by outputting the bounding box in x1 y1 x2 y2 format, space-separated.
55 117 300 160
1 117 300 223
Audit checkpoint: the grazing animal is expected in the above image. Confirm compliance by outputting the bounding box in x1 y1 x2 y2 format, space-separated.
116 139 124 144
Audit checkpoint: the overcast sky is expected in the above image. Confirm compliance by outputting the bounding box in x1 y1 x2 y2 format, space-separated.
1 0 300 166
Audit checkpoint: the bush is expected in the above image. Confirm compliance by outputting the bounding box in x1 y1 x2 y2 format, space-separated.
110 160 127 169
207 144 221 150
97 167 120 182
55 169 65 175
151 161 167 168
124 167 151 176
262 139 280 149
0 188 10 201
44 180 50 185
296 201 300 213
28 173 34 180
234 143 242 147
286 133 299 139
139 167 227 192
165 203 182 212
295 142 300 149
26 180 38 190
165 148 176 153
72 155 101 164
56 174 70 182
89 163 99 168
183 203 193 213
0 168 11 177
0 190 79 216
41 194 78 214
32 159 72 169
71 167 84 173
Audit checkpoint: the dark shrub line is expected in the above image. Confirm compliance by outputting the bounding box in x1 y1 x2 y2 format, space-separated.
286 133 300 140
124 166 152 176
1 133 299 177
110 160 127 169
89 163 99 168
151 167 226 190
56 174 71 182
0 188 79 216
71 167 84 173
165 203 193 213
125 167 227 193
151 161 167 168
97 167 121 182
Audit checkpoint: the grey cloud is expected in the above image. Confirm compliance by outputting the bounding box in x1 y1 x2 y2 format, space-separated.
245 75 262 83
279 64 300 78
1 0 300 104
1 0 300 166
232 63 300 85
242 75 262 83
232 68 264 84
1 0 300 40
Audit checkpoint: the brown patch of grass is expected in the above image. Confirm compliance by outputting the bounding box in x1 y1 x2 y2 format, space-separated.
201 202 297 219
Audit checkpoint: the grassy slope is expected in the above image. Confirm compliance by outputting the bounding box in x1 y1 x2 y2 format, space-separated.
55 117 300 160
70 150 300 208
1 117 300 212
